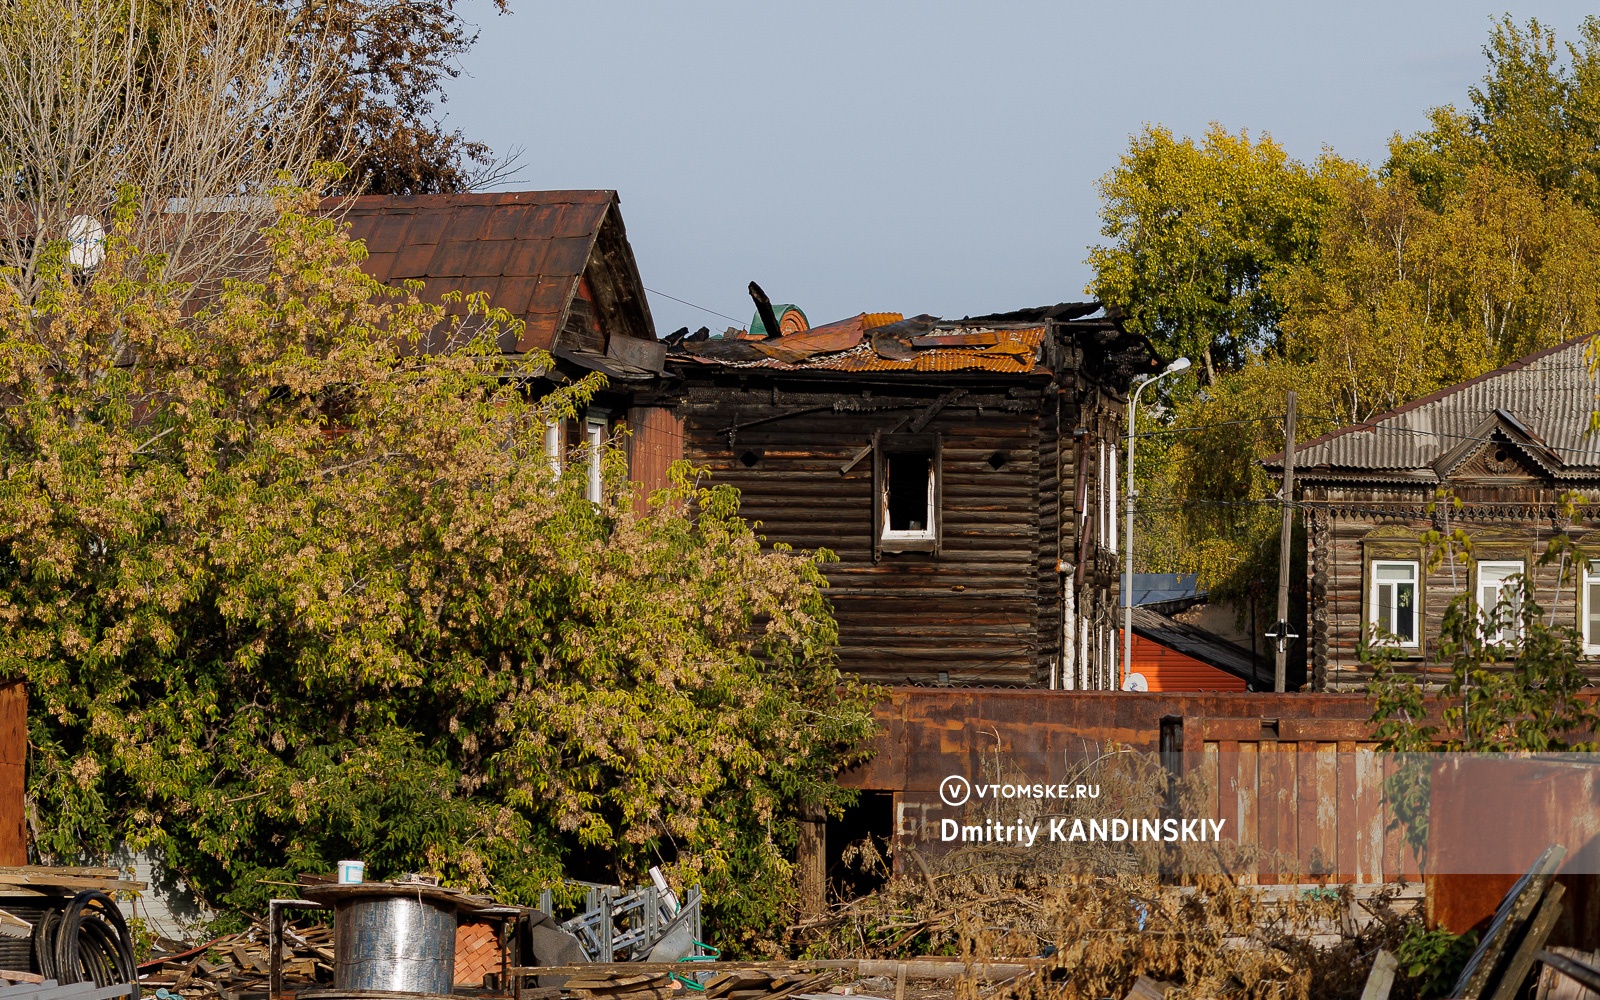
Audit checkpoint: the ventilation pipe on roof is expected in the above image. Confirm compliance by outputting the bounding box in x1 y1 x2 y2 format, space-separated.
748 282 783 341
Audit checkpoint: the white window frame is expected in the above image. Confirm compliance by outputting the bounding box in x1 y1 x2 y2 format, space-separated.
1368 560 1420 648
1108 445 1119 554
545 418 565 475
1584 561 1600 655
880 453 936 542
585 415 607 503
1477 559 1525 645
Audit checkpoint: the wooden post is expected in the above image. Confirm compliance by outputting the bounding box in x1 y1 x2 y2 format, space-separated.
1274 391 1298 693
797 807 826 917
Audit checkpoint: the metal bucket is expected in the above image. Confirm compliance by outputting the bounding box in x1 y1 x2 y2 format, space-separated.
333 894 457 995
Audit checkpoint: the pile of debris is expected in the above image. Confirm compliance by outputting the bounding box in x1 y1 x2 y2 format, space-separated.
139 920 333 998
561 970 838 1000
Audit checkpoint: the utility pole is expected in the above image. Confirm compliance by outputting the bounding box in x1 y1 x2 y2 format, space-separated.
1272 391 1298 692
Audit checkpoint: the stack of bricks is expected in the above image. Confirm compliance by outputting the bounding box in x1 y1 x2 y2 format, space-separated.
454 921 503 988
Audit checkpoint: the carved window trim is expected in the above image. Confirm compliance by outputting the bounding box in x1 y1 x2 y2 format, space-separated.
1362 527 1426 656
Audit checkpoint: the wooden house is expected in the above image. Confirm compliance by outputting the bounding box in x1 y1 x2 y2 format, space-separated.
1269 338 1600 690
656 304 1157 688
339 190 685 502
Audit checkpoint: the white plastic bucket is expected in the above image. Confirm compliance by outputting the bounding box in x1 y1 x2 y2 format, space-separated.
337 860 365 884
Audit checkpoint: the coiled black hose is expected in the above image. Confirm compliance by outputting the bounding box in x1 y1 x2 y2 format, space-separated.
32 890 137 987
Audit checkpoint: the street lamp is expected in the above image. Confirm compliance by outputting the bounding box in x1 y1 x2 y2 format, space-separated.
1122 356 1191 690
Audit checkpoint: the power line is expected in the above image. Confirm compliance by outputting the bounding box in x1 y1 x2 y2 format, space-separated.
644 287 748 329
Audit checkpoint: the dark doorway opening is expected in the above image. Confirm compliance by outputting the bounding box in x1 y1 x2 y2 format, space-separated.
826 792 894 902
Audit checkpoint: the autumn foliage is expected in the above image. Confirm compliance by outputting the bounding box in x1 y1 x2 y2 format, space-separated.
0 190 876 946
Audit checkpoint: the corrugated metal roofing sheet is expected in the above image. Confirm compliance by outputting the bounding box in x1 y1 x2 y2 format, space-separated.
335 191 616 353
673 324 1046 373
1288 338 1600 473
1130 607 1270 688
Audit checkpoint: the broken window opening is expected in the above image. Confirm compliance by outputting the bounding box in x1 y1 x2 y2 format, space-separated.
882 452 935 540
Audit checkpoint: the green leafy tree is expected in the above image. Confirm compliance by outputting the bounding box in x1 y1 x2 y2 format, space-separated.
1088 124 1333 383
1104 17 1600 620
1390 15 1600 211
0 188 876 950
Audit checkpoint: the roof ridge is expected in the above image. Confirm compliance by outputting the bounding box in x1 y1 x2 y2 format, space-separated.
1266 336 1591 465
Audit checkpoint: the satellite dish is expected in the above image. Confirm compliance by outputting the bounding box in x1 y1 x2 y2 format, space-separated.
1122 672 1149 692
67 215 105 270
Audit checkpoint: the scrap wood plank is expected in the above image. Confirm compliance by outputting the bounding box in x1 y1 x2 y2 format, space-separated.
1490 883 1566 1000
1538 950 1600 993
565 974 666 989
1358 950 1398 1000
1123 977 1175 1000
1454 844 1567 1000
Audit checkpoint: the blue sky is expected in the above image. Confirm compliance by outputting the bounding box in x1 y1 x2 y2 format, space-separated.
444 2 1598 335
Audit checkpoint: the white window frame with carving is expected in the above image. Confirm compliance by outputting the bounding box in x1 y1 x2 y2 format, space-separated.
1368 560 1420 648
1476 559 1525 645
1583 561 1600 655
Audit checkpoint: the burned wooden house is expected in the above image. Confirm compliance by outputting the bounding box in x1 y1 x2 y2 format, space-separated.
1271 338 1600 690
656 304 1157 688
335 192 1163 690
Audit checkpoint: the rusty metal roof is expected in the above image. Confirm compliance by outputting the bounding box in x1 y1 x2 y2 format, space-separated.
670 314 1049 374
334 190 653 352
1277 338 1600 479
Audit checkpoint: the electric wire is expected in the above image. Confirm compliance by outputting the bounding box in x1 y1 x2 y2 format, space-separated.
644 287 748 330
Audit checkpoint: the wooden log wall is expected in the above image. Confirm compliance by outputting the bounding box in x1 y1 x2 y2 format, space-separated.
677 379 1056 687
1306 483 1600 690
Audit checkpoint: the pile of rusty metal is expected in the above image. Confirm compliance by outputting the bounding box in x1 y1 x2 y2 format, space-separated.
139 920 332 998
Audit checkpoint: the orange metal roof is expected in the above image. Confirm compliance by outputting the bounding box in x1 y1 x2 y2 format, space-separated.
675 322 1047 374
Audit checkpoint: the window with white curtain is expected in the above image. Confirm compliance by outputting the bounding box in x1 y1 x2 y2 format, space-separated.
1477 560 1525 644
1581 559 1600 654
1369 560 1418 647
1108 445 1118 553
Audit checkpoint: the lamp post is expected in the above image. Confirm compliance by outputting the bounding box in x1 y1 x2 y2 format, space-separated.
1122 356 1191 690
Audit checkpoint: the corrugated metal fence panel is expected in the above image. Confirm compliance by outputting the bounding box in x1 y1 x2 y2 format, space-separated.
625 406 684 515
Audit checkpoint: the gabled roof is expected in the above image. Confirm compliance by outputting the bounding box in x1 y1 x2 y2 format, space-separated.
1269 338 1600 481
333 191 656 357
